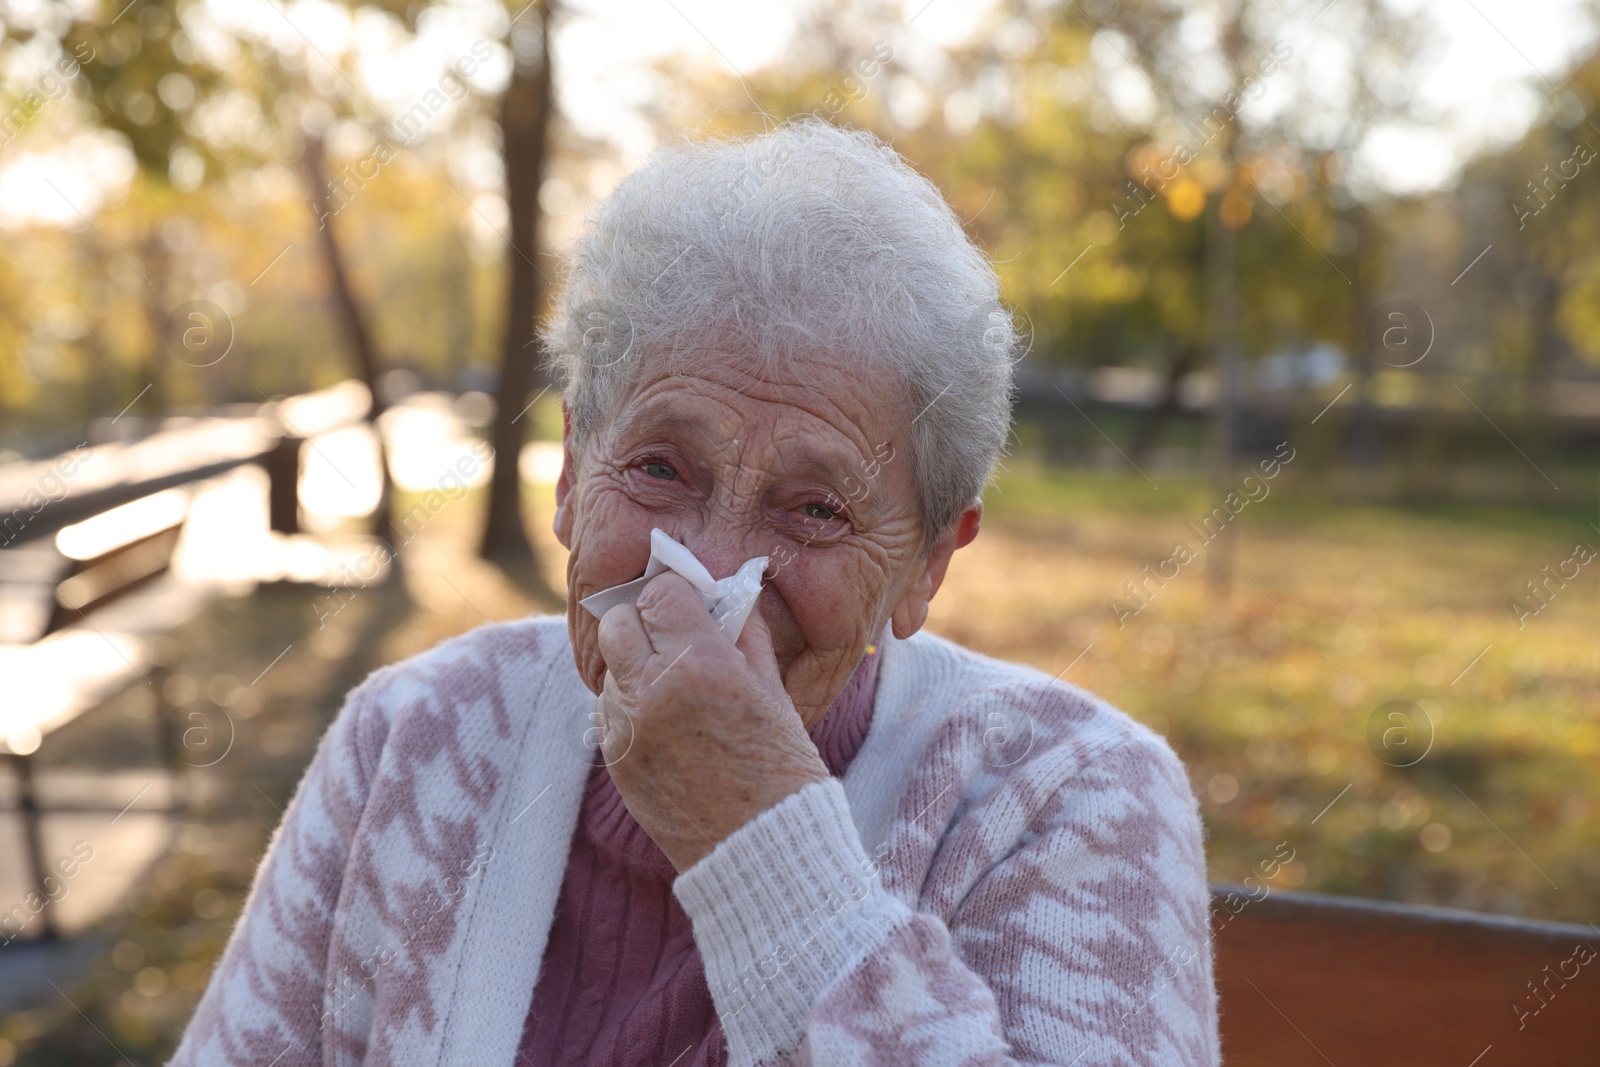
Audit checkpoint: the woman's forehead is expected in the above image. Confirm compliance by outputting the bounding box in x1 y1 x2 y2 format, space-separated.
615 354 899 436
604 367 903 468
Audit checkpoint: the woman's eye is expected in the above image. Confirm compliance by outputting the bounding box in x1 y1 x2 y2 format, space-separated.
641 461 678 481
802 502 837 521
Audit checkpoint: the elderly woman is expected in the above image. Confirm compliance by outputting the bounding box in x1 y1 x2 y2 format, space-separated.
172 121 1217 1066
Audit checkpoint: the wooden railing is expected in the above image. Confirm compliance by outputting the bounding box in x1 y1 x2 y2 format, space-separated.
1214 885 1599 1063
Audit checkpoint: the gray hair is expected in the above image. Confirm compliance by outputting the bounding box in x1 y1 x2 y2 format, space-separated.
541 119 1016 543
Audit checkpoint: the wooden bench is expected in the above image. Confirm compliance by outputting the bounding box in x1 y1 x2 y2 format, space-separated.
0 492 193 940
0 424 305 941
1213 884 1600 1063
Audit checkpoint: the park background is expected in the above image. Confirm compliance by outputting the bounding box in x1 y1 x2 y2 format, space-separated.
1 0 1598 1060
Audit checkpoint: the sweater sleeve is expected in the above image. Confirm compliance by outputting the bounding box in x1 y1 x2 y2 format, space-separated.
673 735 1218 1067
167 671 391 1066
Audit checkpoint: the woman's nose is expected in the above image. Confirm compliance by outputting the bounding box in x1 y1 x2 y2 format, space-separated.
674 526 763 581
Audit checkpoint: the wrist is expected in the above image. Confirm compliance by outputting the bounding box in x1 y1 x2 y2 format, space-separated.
665 758 829 871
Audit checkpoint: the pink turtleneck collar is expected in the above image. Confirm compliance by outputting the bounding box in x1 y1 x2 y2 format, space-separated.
518 643 883 1066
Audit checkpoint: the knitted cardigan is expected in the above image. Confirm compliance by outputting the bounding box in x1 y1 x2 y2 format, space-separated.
169 615 1219 1066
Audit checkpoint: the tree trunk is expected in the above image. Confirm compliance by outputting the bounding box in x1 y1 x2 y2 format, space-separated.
479 0 554 562
1525 256 1567 497
303 136 401 558
138 227 169 419
1344 203 1380 472
1129 341 1200 463
1206 197 1238 598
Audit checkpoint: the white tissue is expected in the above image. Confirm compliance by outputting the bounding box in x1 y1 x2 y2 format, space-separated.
578 528 769 640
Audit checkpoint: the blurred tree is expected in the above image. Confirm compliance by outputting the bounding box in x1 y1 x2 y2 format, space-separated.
57 1 229 417
654 0 1430 389
304 133 405 555
479 0 554 564
1267 0 1435 467
321 0 563 567
68 0 406 545
21 0 547 556
1471 46 1600 381
1086 0 1433 497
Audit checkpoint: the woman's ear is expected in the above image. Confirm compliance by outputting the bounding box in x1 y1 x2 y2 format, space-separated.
553 403 577 549
889 501 982 640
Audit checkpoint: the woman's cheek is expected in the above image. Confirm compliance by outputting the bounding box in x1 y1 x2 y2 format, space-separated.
779 556 865 652
573 486 655 592
567 486 666 693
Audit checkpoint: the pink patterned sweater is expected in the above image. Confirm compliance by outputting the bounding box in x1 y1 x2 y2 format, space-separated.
169 615 1218 1066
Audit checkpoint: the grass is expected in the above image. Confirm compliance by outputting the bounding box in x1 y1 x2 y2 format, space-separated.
941 458 1599 923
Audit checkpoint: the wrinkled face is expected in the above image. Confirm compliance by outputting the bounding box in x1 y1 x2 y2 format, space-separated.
554 352 966 726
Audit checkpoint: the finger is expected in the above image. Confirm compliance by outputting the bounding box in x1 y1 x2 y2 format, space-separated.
595 602 654 681
635 570 719 646
595 676 636 765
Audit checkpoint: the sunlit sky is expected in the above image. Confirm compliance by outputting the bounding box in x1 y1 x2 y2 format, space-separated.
0 0 1596 226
